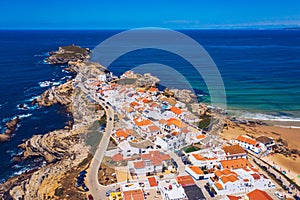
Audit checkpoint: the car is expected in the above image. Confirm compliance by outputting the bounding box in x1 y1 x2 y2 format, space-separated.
106 190 112 197
274 191 284 199
79 170 87 176
109 117 112 121
261 166 267 171
105 106 108 109
75 181 82 187
283 185 289 190
82 184 89 192
294 195 300 200
88 194 94 200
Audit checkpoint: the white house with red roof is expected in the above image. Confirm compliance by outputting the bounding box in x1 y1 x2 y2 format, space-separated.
233 135 264 154
128 150 171 177
209 167 275 196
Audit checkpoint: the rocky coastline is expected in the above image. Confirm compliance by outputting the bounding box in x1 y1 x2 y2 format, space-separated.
0 45 96 199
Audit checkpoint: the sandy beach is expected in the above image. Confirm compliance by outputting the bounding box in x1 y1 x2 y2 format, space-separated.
221 120 300 186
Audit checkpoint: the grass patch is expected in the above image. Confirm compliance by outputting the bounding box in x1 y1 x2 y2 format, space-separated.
198 114 212 129
183 145 201 153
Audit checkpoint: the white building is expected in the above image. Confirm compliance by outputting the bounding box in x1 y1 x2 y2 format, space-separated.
209 167 275 196
128 150 171 177
233 135 264 154
158 179 188 200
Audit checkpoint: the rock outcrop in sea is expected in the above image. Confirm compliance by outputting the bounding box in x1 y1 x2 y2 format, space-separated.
46 44 91 64
0 117 20 142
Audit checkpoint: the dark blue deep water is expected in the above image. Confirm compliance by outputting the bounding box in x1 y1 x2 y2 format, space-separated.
0 29 299 181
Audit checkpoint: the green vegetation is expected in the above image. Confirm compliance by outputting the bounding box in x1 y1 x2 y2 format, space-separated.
198 114 212 129
183 145 201 153
61 45 88 54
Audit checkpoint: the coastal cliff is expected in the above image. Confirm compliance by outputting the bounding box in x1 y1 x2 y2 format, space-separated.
34 80 74 113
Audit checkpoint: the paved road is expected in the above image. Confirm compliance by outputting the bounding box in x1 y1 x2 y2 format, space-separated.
77 83 116 200
169 151 187 176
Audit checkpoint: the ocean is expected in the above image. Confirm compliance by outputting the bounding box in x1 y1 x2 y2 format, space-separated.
0 29 299 181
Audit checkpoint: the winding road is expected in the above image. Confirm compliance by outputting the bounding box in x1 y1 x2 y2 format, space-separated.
77 83 115 200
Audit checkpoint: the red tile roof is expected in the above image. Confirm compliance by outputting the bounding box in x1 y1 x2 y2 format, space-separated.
215 182 223 190
188 166 204 175
237 135 258 146
170 106 182 115
133 161 145 169
222 144 247 155
123 189 145 200
148 177 158 187
176 175 195 187
220 158 252 169
247 189 273 200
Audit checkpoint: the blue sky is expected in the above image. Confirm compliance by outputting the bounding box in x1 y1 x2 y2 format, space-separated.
1 0 300 29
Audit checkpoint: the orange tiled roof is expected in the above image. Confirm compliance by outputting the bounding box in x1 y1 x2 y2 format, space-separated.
215 169 239 184
227 195 241 200
220 158 252 169
196 134 206 140
167 118 186 128
176 175 195 187
133 161 145 169
247 189 273 200
134 118 152 126
237 135 258 146
123 189 145 200
170 106 182 115
148 87 158 92
192 154 206 161
215 182 223 190
188 166 204 175
116 130 130 138
222 144 247 155
220 174 239 183
130 101 140 108
148 177 158 187
192 154 216 161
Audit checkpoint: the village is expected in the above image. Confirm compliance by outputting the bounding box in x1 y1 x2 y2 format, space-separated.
73 68 298 200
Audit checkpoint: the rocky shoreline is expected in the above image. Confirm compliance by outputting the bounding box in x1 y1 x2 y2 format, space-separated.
0 45 96 199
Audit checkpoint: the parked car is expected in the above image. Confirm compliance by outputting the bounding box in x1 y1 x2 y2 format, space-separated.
294 194 300 200
82 184 89 192
274 191 284 199
88 194 94 200
106 190 112 197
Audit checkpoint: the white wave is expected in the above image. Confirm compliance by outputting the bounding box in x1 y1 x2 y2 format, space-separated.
274 125 300 129
17 113 32 119
38 81 62 87
228 110 300 122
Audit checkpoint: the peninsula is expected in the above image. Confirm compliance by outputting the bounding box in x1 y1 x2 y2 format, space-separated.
0 45 299 200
